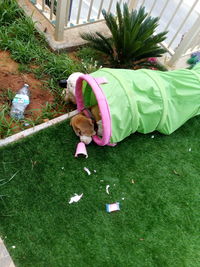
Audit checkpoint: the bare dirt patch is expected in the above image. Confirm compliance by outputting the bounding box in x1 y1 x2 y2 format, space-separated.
0 51 62 138
0 51 54 116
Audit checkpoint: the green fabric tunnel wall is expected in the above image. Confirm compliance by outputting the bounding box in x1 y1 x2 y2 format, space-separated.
75 64 200 145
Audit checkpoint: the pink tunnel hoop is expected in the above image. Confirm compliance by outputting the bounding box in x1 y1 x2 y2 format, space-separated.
75 74 112 146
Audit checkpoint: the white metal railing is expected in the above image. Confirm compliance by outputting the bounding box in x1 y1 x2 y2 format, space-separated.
30 0 129 40
28 0 200 65
134 0 200 65
168 14 200 66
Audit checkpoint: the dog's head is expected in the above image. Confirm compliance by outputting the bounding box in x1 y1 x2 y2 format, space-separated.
67 72 83 94
71 114 96 137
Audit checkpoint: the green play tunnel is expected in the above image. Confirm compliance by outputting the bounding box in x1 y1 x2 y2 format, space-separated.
76 64 200 144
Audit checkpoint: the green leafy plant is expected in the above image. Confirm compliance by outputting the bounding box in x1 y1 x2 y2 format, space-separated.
76 46 102 72
0 88 15 106
41 53 81 81
81 3 168 67
77 46 102 63
0 0 24 26
40 102 59 120
0 16 45 64
0 105 18 139
18 64 32 73
0 0 82 138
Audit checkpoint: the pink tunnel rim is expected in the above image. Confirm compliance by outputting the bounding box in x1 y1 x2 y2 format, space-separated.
75 74 111 146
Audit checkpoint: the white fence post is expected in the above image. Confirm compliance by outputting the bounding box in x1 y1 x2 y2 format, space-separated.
54 0 68 41
168 15 200 67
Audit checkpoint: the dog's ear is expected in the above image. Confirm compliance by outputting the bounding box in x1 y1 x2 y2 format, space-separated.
75 128 81 136
74 126 81 136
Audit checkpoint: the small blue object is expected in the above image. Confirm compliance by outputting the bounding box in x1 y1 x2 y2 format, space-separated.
187 51 200 67
191 51 200 59
106 202 120 213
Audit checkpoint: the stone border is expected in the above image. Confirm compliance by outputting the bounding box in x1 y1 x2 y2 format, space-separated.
0 238 15 267
0 110 78 148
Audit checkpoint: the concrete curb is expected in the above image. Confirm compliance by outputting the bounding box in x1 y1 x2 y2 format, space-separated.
0 238 15 267
0 110 78 148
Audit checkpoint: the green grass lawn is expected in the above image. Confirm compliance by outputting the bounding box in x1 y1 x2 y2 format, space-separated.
0 117 200 267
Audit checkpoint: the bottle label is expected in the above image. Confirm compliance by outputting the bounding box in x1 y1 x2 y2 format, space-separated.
13 94 30 104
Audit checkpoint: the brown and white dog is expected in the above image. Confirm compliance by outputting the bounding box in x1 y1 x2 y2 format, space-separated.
62 72 83 104
70 112 96 137
70 104 102 143
63 72 103 140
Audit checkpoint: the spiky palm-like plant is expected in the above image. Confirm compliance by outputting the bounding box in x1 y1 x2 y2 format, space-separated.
81 3 168 67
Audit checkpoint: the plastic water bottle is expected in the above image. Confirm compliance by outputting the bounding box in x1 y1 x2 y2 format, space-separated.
10 84 30 120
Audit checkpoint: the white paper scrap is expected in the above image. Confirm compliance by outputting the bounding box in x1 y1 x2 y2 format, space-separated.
189 148 192 152
69 193 83 204
106 185 110 194
151 135 155 139
84 167 91 175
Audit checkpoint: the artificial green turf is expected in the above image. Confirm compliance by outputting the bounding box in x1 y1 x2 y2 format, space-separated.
0 118 200 267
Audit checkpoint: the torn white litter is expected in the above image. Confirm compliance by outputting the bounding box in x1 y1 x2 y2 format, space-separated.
188 148 192 152
106 185 110 194
84 167 91 175
12 246 16 249
106 202 120 213
151 135 155 138
69 193 83 204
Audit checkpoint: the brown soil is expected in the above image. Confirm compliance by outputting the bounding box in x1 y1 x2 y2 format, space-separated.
0 51 62 138
0 51 54 116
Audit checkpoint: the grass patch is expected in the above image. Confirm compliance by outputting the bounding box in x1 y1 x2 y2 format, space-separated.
0 0 24 26
0 0 84 138
0 117 200 266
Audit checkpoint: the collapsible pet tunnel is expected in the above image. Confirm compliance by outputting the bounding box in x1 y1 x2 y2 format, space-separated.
75 64 200 146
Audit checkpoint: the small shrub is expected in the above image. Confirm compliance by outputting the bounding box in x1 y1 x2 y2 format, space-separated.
81 3 168 68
